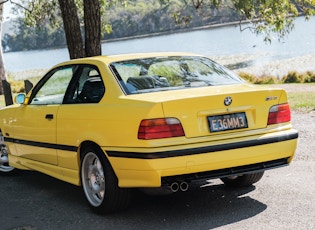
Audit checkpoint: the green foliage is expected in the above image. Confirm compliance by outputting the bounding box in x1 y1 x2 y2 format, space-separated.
231 0 314 41
3 18 66 51
282 71 304 83
304 71 315 83
239 72 280 84
291 71 315 83
8 80 25 93
238 72 257 83
4 0 315 52
239 71 315 84
288 91 315 112
24 0 60 27
254 76 278 84
4 0 241 52
103 0 239 40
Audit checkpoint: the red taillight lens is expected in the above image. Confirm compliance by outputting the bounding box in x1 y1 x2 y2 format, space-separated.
267 103 291 125
138 118 185 140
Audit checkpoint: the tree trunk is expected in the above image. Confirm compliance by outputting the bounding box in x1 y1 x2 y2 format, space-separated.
84 0 102 57
0 4 7 95
58 0 85 59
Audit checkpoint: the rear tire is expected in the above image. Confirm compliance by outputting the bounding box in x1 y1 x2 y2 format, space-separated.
80 146 131 214
221 172 264 187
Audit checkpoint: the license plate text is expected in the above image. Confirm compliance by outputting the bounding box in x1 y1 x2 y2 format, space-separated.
208 112 248 132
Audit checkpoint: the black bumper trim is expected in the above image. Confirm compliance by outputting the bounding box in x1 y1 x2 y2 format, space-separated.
161 157 289 183
107 131 298 159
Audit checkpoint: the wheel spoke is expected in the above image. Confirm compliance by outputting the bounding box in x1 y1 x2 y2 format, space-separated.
0 145 14 173
82 151 106 207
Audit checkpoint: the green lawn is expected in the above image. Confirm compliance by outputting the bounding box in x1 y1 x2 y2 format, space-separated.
288 91 315 112
1 85 314 112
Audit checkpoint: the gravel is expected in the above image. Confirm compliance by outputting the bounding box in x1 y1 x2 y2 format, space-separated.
291 111 315 161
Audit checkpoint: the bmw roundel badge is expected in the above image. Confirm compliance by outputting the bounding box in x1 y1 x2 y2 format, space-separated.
224 96 232 106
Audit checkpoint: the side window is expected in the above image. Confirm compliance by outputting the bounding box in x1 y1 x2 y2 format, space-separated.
30 66 74 105
64 65 105 104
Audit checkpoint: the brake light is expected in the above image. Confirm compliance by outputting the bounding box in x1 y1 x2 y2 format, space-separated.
267 103 291 125
138 118 185 140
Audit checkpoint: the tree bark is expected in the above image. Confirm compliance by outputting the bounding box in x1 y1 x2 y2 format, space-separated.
0 4 7 95
58 0 85 59
84 0 102 57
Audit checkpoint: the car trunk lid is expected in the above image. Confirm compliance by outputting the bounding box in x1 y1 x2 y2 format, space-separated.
159 84 286 138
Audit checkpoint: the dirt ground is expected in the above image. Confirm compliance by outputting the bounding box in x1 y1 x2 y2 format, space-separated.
270 83 315 93
281 83 315 161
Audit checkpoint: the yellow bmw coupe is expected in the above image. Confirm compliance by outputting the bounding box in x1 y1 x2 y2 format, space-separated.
0 53 298 213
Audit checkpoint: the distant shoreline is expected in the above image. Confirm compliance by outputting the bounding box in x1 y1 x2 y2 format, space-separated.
4 20 244 54
5 16 315 78
102 20 244 44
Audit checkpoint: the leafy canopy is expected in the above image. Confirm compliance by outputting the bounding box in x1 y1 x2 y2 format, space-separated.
16 0 315 44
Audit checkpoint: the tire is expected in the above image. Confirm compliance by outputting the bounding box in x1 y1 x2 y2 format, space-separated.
80 146 131 214
220 172 264 187
0 134 15 173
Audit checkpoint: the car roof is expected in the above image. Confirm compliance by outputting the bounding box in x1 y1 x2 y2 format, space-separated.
53 52 203 67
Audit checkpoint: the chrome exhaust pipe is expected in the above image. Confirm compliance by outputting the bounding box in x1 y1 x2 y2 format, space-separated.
180 181 189 192
170 182 179 193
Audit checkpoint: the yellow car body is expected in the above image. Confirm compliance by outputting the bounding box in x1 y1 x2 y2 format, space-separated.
0 52 298 213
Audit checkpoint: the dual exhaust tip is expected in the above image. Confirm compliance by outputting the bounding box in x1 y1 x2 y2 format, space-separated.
170 181 189 193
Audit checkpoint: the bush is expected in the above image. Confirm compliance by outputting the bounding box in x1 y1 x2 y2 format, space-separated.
255 76 279 84
238 72 257 83
305 71 315 83
234 71 315 84
8 81 25 93
282 71 304 83
238 72 279 84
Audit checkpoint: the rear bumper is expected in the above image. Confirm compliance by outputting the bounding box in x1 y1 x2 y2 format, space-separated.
161 157 289 186
105 129 298 188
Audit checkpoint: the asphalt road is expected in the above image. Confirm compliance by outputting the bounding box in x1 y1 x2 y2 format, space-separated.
1 111 314 230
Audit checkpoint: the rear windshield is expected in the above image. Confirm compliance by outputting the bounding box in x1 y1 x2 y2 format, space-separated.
110 56 244 95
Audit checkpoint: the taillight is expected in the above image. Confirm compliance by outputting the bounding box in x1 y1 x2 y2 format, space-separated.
267 103 291 125
138 118 185 140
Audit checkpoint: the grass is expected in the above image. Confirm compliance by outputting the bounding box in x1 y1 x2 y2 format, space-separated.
288 91 315 112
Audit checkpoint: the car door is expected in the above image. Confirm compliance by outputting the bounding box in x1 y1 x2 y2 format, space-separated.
53 65 105 169
12 65 77 165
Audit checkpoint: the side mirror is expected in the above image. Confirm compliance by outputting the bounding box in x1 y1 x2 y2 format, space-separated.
15 94 26 104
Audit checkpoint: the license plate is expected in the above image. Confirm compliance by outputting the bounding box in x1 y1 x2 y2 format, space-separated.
208 112 248 132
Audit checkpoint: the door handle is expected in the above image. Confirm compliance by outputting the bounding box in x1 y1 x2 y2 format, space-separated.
45 114 54 119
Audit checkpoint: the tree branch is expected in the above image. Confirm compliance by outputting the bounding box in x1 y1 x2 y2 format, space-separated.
0 0 9 5
9 0 32 14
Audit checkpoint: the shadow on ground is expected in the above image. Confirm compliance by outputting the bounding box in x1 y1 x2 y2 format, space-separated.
1 171 267 230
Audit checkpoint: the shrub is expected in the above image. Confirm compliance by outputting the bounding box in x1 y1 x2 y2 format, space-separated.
282 71 304 83
306 71 315 83
254 76 278 84
8 81 25 93
238 72 257 83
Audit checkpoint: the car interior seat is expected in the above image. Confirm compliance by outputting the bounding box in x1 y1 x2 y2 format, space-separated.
77 76 105 103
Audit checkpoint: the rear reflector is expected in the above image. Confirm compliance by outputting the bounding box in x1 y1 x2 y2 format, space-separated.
138 118 185 140
267 103 291 125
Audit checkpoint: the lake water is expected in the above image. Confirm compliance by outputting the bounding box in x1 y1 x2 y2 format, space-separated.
4 16 315 75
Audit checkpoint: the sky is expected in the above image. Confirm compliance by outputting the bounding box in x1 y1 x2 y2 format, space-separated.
2 3 16 21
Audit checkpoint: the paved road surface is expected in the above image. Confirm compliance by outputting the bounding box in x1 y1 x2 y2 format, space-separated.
1 112 314 230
